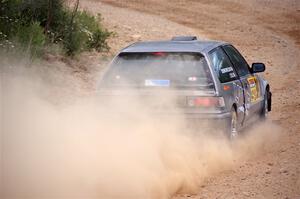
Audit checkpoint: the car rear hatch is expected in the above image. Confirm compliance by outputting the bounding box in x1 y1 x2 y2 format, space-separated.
98 52 225 115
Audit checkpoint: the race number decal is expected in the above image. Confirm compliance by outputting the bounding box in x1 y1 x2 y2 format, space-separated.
247 77 260 102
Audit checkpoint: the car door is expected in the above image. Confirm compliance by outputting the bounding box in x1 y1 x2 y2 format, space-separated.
208 47 246 125
222 45 262 121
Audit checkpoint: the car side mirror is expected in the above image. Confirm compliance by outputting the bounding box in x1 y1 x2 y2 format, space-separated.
251 63 265 73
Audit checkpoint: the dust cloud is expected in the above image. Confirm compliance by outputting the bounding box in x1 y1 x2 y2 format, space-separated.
0 56 280 199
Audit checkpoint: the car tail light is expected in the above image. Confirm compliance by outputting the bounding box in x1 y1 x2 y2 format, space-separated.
151 52 167 56
186 96 225 107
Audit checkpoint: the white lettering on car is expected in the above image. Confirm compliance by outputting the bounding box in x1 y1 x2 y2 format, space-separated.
220 67 233 74
229 72 236 78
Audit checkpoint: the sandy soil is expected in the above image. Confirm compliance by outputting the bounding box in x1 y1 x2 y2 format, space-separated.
75 0 300 198
2 0 294 198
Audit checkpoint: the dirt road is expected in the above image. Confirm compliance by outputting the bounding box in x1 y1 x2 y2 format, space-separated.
77 0 300 198
1 0 300 198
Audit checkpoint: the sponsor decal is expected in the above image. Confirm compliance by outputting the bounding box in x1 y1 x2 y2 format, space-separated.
220 67 233 74
238 106 245 113
247 76 260 102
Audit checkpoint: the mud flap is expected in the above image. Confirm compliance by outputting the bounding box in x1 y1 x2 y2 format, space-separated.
267 91 272 112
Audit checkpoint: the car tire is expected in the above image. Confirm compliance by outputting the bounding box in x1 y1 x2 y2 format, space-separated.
227 107 239 140
261 90 269 119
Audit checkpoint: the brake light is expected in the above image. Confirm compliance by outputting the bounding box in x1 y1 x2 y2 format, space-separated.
151 52 167 56
186 97 225 107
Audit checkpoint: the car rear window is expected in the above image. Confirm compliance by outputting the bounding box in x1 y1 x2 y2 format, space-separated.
101 52 214 89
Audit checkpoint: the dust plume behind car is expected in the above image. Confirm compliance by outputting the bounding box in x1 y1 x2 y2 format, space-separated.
0 55 279 199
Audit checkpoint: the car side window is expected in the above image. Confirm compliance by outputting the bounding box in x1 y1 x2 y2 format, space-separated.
222 45 250 77
209 47 238 83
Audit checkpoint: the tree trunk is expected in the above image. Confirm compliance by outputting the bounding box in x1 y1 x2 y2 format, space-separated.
45 0 53 34
70 0 79 24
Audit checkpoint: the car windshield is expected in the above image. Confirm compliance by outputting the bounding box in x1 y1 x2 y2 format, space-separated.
101 52 214 89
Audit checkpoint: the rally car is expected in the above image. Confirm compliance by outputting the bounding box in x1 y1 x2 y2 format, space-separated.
98 36 272 139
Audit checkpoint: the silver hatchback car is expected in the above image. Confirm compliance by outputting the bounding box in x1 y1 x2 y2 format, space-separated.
98 36 272 139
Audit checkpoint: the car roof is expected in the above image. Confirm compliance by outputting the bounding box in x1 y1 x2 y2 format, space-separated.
121 38 228 54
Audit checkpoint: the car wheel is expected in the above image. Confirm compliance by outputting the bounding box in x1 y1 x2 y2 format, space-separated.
227 107 238 140
261 91 269 119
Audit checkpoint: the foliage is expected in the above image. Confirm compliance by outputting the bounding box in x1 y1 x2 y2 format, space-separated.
0 0 111 56
63 11 111 55
16 21 46 55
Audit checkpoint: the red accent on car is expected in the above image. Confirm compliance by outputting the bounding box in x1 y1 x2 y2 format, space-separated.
187 97 224 107
223 85 231 91
151 52 167 56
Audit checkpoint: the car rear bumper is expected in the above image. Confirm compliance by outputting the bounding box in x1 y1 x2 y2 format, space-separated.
149 111 231 131
184 112 231 130
183 111 231 119
151 110 231 120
